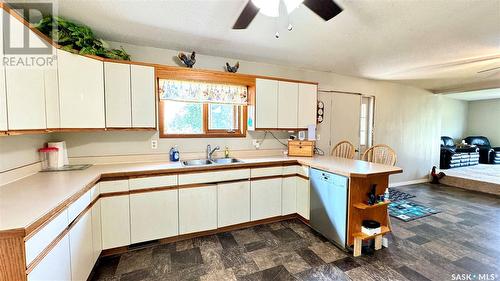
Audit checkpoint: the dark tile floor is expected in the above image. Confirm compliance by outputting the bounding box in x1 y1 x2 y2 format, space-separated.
90 184 500 281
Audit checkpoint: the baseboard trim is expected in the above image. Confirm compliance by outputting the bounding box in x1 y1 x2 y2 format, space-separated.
389 178 429 188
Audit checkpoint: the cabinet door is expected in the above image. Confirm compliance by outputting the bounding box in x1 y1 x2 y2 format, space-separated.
130 189 178 243
251 178 282 221
58 49 105 128
179 185 217 234
282 177 297 215
27 233 71 281
69 211 94 281
101 195 130 249
218 181 250 227
91 200 102 263
277 81 298 129
255 79 278 128
44 68 60 129
131 65 155 128
5 68 46 130
296 177 310 220
298 83 317 128
105 62 132 128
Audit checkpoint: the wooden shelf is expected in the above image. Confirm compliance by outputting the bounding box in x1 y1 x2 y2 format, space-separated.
353 200 391 210
353 226 390 241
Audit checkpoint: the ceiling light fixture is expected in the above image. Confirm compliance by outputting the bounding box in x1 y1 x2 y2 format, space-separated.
251 0 304 17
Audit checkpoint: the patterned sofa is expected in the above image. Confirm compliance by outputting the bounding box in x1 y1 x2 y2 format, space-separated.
440 136 480 169
464 136 500 164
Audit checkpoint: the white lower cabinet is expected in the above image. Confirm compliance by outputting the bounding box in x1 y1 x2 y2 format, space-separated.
69 211 94 281
91 200 102 263
251 178 282 221
217 181 250 227
101 195 130 249
296 177 310 220
179 185 217 234
130 190 179 243
27 233 71 281
282 177 297 215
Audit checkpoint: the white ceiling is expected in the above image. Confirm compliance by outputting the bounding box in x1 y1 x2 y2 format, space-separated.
54 0 500 92
443 88 500 101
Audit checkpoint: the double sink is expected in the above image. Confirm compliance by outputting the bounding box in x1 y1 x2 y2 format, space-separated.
182 158 242 167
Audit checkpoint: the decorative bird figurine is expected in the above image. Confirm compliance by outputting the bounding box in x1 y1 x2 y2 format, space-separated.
226 61 239 73
430 166 445 184
178 51 196 68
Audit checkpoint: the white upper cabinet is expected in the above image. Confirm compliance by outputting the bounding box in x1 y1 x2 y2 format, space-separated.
130 65 155 128
57 49 105 128
44 67 60 129
105 62 132 127
255 78 278 129
298 83 317 128
277 81 298 129
5 67 46 130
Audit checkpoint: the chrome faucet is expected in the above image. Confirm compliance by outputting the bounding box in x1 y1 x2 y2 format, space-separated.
206 144 220 160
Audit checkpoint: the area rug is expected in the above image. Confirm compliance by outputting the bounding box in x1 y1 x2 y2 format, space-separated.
388 200 441 222
389 189 416 201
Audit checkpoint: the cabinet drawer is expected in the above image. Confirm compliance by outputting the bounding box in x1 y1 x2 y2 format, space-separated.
178 169 250 185
297 166 309 177
90 184 100 201
251 167 283 177
68 190 91 222
129 175 177 190
100 180 129 194
282 165 299 175
25 209 68 265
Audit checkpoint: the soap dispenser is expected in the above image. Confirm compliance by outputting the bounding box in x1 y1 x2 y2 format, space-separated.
169 145 180 162
224 146 230 158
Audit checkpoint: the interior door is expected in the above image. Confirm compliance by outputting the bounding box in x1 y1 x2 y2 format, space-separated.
331 93 361 158
317 92 361 158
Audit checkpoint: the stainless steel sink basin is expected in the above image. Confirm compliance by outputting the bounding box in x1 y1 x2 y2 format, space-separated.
181 158 242 166
211 158 242 164
182 159 213 166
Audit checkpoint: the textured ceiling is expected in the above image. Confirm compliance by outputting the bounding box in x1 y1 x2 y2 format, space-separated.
54 0 500 92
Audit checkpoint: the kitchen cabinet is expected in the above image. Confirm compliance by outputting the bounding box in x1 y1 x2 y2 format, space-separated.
251 178 282 221
277 81 298 128
57 49 105 128
282 177 297 215
179 185 217 234
91 200 102 263
101 195 130 249
44 68 61 128
298 83 318 128
0 11 5 131
131 65 156 128
69 211 94 281
27 233 71 281
5 68 46 130
130 189 178 243
296 177 310 220
255 78 278 128
105 62 132 128
217 181 250 227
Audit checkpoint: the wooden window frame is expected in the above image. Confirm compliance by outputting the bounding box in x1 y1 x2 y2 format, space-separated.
159 100 247 138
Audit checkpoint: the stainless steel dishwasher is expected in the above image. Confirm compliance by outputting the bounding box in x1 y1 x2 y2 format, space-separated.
310 168 348 249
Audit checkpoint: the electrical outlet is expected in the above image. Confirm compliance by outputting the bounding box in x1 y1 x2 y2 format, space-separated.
151 139 158 150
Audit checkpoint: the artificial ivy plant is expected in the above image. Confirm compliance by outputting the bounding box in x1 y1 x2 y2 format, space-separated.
35 16 131 61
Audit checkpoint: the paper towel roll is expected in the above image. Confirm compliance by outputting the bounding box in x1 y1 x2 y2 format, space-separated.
47 141 69 167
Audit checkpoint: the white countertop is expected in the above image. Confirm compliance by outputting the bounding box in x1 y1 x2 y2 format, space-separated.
0 156 401 232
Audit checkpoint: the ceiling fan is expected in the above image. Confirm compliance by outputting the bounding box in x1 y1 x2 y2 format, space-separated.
233 0 343 29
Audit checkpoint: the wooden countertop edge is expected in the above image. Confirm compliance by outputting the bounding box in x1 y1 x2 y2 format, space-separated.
0 159 403 238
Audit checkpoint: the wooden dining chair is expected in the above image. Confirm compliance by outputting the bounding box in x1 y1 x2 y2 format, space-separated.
330 141 356 159
361 144 397 166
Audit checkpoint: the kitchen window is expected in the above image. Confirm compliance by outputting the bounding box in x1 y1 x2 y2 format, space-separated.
158 79 247 138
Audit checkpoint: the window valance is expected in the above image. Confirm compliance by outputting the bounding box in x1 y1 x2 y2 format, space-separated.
159 79 248 105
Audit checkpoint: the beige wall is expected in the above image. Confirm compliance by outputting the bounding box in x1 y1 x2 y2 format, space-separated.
467 98 500 146
439 96 469 141
0 134 51 172
1 41 442 184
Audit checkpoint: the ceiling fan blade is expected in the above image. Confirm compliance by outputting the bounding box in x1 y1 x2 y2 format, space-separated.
233 1 260 29
303 0 343 21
